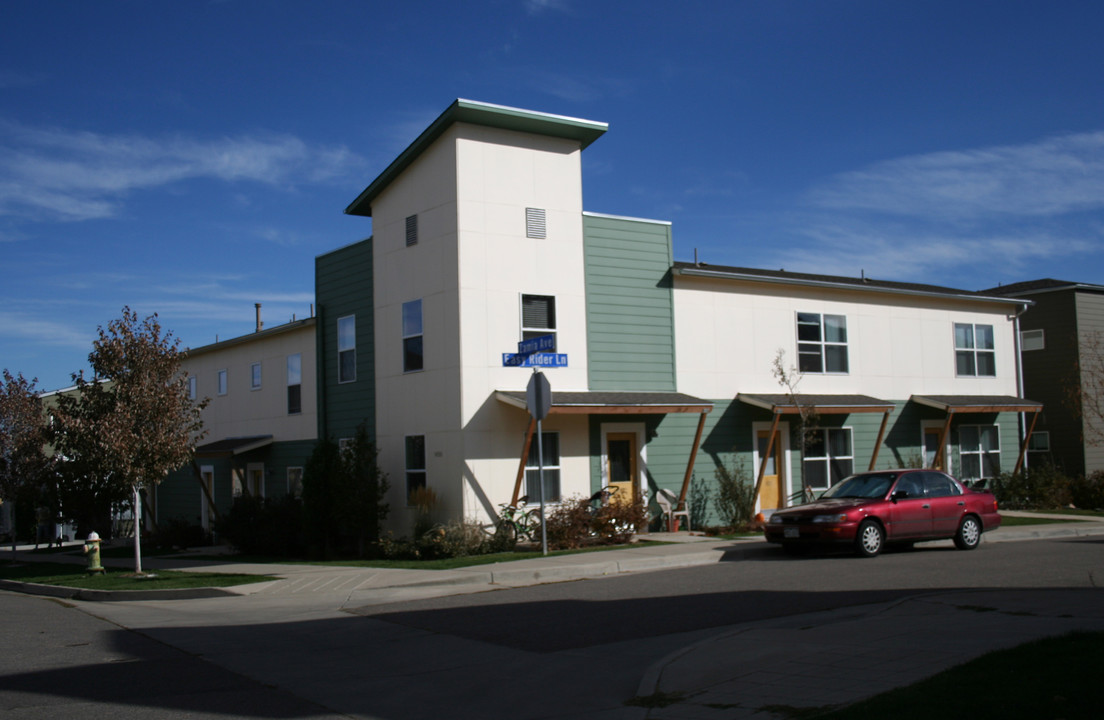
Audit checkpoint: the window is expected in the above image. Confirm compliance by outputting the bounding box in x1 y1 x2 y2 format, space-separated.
217 369 228 396
187 376 196 401
525 431 561 502
921 471 961 498
960 425 1000 481
287 353 302 415
525 207 547 239
1028 431 1050 452
405 435 426 501
251 362 262 390
955 323 996 376
405 214 418 246
338 315 356 383
797 313 848 373
402 300 423 372
803 428 854 492
287 467 303 498
1021 329 1045 352
521 294 556 350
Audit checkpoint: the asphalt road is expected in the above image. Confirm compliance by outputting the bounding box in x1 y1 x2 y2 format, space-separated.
2 536 1102 719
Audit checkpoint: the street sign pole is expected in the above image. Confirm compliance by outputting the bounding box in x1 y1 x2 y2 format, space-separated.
526 369 552 555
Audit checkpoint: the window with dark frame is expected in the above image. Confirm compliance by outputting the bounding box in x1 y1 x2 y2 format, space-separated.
251 362 262 390
403 299 423 372
405 435 426 501
338 315 356 383
286 353 302 415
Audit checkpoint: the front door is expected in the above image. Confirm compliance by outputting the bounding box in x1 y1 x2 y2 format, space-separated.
757 430 784 510
606 432 638 504
923 428 945 470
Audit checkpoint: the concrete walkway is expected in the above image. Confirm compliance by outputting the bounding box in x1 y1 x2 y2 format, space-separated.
3 512 1104 719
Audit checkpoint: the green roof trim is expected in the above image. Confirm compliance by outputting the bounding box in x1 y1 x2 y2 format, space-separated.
345 99 608 217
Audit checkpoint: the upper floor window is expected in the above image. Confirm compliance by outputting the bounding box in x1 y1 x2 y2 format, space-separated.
521 294 556 351
251 362 262 390
1021 328 1045 352
797 312 848 373
403 299 423 372
525 207 547 239
287 353 302 415
217 369 228 396
187 375 197 401
338 315 356 383
405 214 418 246
955 323 995 377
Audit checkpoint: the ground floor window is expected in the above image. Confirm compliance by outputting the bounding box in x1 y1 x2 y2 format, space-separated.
959 425 1000 481
287 467 303 498
803 428 853 492
405 435 426 502
525 431 560 503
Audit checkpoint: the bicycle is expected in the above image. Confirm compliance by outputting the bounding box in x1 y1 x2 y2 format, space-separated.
494 497 541 545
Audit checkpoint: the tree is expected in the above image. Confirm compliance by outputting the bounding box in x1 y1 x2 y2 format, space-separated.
0 370 52 553
769 349 820 504
51 308 206 572
1068 329 1104 449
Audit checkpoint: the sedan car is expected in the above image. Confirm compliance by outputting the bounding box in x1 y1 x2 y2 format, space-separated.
764 469 1001 557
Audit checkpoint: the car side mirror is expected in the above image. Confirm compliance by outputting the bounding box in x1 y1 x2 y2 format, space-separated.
891 490 909 502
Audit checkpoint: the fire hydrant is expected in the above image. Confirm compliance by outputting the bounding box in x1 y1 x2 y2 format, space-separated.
83 532 105 575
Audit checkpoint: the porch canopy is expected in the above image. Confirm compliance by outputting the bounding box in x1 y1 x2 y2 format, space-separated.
737 393 896 493
911 395 1043 475
190 435 274 517
495 391 713 509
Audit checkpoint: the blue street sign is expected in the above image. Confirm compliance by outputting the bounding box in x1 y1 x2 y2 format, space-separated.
501 353 569 368
517 334 556 355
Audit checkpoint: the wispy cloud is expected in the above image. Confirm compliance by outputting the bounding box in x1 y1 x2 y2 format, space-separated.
525 0 572 16
0 121 365 222
808 131 1104 221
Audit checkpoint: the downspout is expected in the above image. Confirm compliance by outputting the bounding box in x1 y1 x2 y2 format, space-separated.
1012 301 1030 472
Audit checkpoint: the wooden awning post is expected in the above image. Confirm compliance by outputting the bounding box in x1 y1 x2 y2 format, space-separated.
677 411 709 510
868 410 891 471
511 418 537 507
1013 411 1040 476
934 413 954 471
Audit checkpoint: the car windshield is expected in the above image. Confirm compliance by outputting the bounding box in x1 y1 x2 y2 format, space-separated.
820 473 895 499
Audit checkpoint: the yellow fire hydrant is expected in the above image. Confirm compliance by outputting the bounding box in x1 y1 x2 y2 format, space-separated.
83 532 105 575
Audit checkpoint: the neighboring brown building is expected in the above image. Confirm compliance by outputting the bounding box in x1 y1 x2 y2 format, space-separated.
985 279 1104 477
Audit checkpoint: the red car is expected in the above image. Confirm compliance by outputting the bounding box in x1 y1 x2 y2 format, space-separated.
765 469 1002 557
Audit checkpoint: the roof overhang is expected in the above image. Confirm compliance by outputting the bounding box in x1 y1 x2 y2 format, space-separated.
738 393 895 414
346 99 608 217
495 390 712 415
194 435 274 458
911 395 1042 413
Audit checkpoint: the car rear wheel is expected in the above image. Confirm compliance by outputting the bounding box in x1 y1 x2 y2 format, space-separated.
954 515 982 550
855 520 884 558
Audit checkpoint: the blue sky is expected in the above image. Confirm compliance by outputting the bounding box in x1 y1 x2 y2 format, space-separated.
3 0 1104 390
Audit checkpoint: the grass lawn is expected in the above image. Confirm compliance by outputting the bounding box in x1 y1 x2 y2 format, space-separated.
773 630 1104 720
0 561 275 590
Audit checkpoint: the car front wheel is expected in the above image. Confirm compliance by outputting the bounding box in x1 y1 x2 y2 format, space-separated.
855 519 884 558
954 515 982 550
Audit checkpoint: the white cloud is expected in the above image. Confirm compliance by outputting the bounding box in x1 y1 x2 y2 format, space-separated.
808 131 1104 221
0 121 364 222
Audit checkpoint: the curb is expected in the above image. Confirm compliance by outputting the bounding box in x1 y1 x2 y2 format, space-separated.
0 578 238 602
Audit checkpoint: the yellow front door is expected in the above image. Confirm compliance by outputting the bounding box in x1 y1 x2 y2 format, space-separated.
606 433 638 504
757 430 784 510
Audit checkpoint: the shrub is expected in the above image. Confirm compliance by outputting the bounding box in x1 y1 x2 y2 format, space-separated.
990 465 1073 510
151 517 207 550
1070 471 1104 510
714 457 756 529
216 494 303 557
544 494 646 550
379 521 491 560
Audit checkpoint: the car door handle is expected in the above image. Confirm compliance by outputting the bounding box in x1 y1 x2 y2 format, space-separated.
922 504 930 509
957 501 965 506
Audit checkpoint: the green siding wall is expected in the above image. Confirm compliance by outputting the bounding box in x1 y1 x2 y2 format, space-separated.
315 238 376 442
582 215 676 391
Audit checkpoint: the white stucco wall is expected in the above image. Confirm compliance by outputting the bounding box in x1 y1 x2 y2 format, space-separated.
673 276 1022 400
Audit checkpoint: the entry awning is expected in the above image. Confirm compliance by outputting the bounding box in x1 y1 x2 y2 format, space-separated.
911 395 1042 475
495 390 713 415
495 390 712 510
911 395 1043 413
194 435 273 458
738 393 895 414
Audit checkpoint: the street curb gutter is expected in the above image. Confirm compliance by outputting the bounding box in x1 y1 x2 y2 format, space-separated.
0 578 237 602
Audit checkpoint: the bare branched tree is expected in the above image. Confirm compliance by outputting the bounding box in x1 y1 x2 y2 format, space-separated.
770 349 821 503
